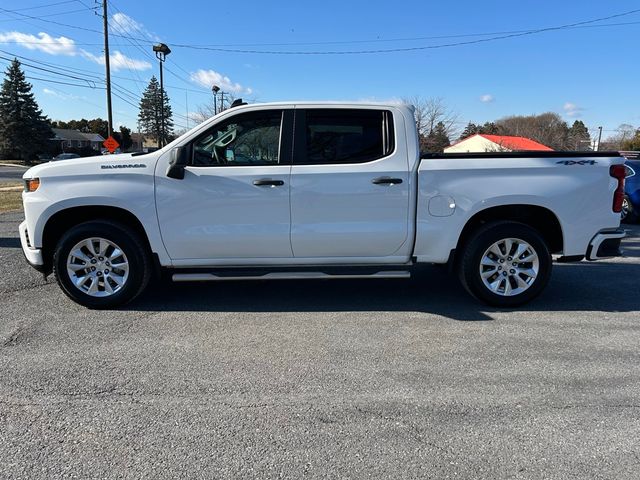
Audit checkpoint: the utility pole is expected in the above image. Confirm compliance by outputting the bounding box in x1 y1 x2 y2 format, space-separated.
102 0 113 139
185 90 189 130
596 126 603 151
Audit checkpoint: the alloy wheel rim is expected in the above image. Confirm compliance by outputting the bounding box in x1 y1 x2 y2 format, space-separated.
66 237 129 297
479 237 539 297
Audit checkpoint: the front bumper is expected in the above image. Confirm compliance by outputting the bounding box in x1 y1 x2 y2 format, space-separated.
19 220 45 272
586 228 626 261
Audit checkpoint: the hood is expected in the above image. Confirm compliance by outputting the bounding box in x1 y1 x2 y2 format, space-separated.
23 152 140 179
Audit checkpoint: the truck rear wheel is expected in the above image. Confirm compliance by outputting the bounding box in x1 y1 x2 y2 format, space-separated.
621 195 638 223
53 220 151 309
458 221 552 307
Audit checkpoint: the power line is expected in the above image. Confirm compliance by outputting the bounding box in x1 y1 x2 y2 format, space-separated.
169 8 640 54
0 7 98 23
0 53 99 87
3 4 638 55
169 21 640 48
106 0 198 93
0 47 211 95
7 0 78 12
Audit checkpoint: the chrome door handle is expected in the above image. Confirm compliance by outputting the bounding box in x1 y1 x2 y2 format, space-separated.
372 177 403 185
253 179 285 187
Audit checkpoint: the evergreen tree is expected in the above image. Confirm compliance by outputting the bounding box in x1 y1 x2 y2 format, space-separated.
479 121 501 135
138 76 173 146
423 121 450 153
568 120 591 150
460 122 479 140
0 59 53 162
113 125 133 151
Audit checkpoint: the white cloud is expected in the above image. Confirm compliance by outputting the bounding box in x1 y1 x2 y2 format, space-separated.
110 13 159 41
480 94 494 103
42 88 79 100
0 31 77 56
81 49 151 71
563 102 584 117
190 69 251 94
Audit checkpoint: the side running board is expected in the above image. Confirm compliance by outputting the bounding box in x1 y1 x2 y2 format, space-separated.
172 271 411 282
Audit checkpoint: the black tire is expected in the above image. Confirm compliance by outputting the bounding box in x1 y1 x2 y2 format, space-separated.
458 221 552 307
621 195 638 224
53 220 151 309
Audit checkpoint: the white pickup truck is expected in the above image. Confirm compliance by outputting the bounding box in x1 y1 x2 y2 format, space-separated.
20 102 626 309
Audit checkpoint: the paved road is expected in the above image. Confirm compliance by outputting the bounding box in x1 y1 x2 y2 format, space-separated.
1 210 639 479
0 164 28 184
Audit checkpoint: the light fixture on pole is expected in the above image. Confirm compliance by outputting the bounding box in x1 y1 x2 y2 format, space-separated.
212 85 220 115
152 43 171 148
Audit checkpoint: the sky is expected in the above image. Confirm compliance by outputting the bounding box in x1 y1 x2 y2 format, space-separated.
0 0 638 140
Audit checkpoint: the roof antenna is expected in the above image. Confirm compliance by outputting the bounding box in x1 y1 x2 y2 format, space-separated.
230 99 248 108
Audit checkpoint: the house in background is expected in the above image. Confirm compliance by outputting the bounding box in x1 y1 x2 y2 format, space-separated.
51 128 105 151
130 132 158 151
445 134 553 153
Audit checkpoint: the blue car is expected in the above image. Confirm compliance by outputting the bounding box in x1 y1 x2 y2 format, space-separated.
622 159 640 223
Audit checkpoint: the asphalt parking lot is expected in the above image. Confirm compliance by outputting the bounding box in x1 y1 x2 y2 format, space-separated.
0 164 28 184
1 210 639 479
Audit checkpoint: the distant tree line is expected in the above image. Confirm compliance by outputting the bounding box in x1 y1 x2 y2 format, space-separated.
50 118 133 152
408 95 640 153
458 114 592 151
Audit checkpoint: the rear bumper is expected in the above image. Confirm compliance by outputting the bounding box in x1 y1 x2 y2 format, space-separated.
19 220 45 272
586 228 626 261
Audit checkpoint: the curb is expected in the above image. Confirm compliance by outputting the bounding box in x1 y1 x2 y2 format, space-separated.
0 163 29 168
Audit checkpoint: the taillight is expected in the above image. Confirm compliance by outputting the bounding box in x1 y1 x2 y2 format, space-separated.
610 165 626 213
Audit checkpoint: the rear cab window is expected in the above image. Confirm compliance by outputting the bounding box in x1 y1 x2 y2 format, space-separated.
295 109 395 165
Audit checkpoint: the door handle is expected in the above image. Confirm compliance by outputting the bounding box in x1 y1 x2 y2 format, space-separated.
372 177 403 185
253 179 285 187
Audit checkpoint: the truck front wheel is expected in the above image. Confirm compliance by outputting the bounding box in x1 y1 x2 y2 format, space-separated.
458 221 552 307
53 220 151 309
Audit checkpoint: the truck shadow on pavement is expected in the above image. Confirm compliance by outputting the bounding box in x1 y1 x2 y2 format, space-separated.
0 237 21 248
128 257 640 322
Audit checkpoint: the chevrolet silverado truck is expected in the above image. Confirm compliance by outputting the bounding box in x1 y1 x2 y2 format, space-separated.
20 102 626 309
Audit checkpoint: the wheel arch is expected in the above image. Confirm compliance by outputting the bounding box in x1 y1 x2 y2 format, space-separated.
41 205 153 275
456 204 564 256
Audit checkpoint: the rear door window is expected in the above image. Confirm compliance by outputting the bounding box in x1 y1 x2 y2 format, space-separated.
296 109 394 164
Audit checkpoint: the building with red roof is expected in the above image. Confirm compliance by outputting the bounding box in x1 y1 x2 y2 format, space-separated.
444 134 553 153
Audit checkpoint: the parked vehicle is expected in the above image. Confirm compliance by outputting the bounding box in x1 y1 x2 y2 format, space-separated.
20 102 626 309
622 159 639 223
53 153 80 161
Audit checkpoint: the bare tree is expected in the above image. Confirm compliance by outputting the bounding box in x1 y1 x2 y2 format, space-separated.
402 96 460 151
600 124 637 150
495 112 570 150
190 92 240 125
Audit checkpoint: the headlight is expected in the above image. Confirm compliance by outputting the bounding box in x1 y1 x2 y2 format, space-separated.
24 178 40 192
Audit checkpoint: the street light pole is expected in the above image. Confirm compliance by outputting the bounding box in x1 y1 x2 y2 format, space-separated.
153 43 171 148
212 85 220 115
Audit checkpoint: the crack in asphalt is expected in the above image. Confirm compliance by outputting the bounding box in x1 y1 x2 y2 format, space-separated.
0 280 54 295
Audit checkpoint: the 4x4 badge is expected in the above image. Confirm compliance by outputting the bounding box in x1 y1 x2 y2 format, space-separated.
556 160 597 165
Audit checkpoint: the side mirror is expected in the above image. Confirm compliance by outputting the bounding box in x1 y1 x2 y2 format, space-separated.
166 146 188 179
